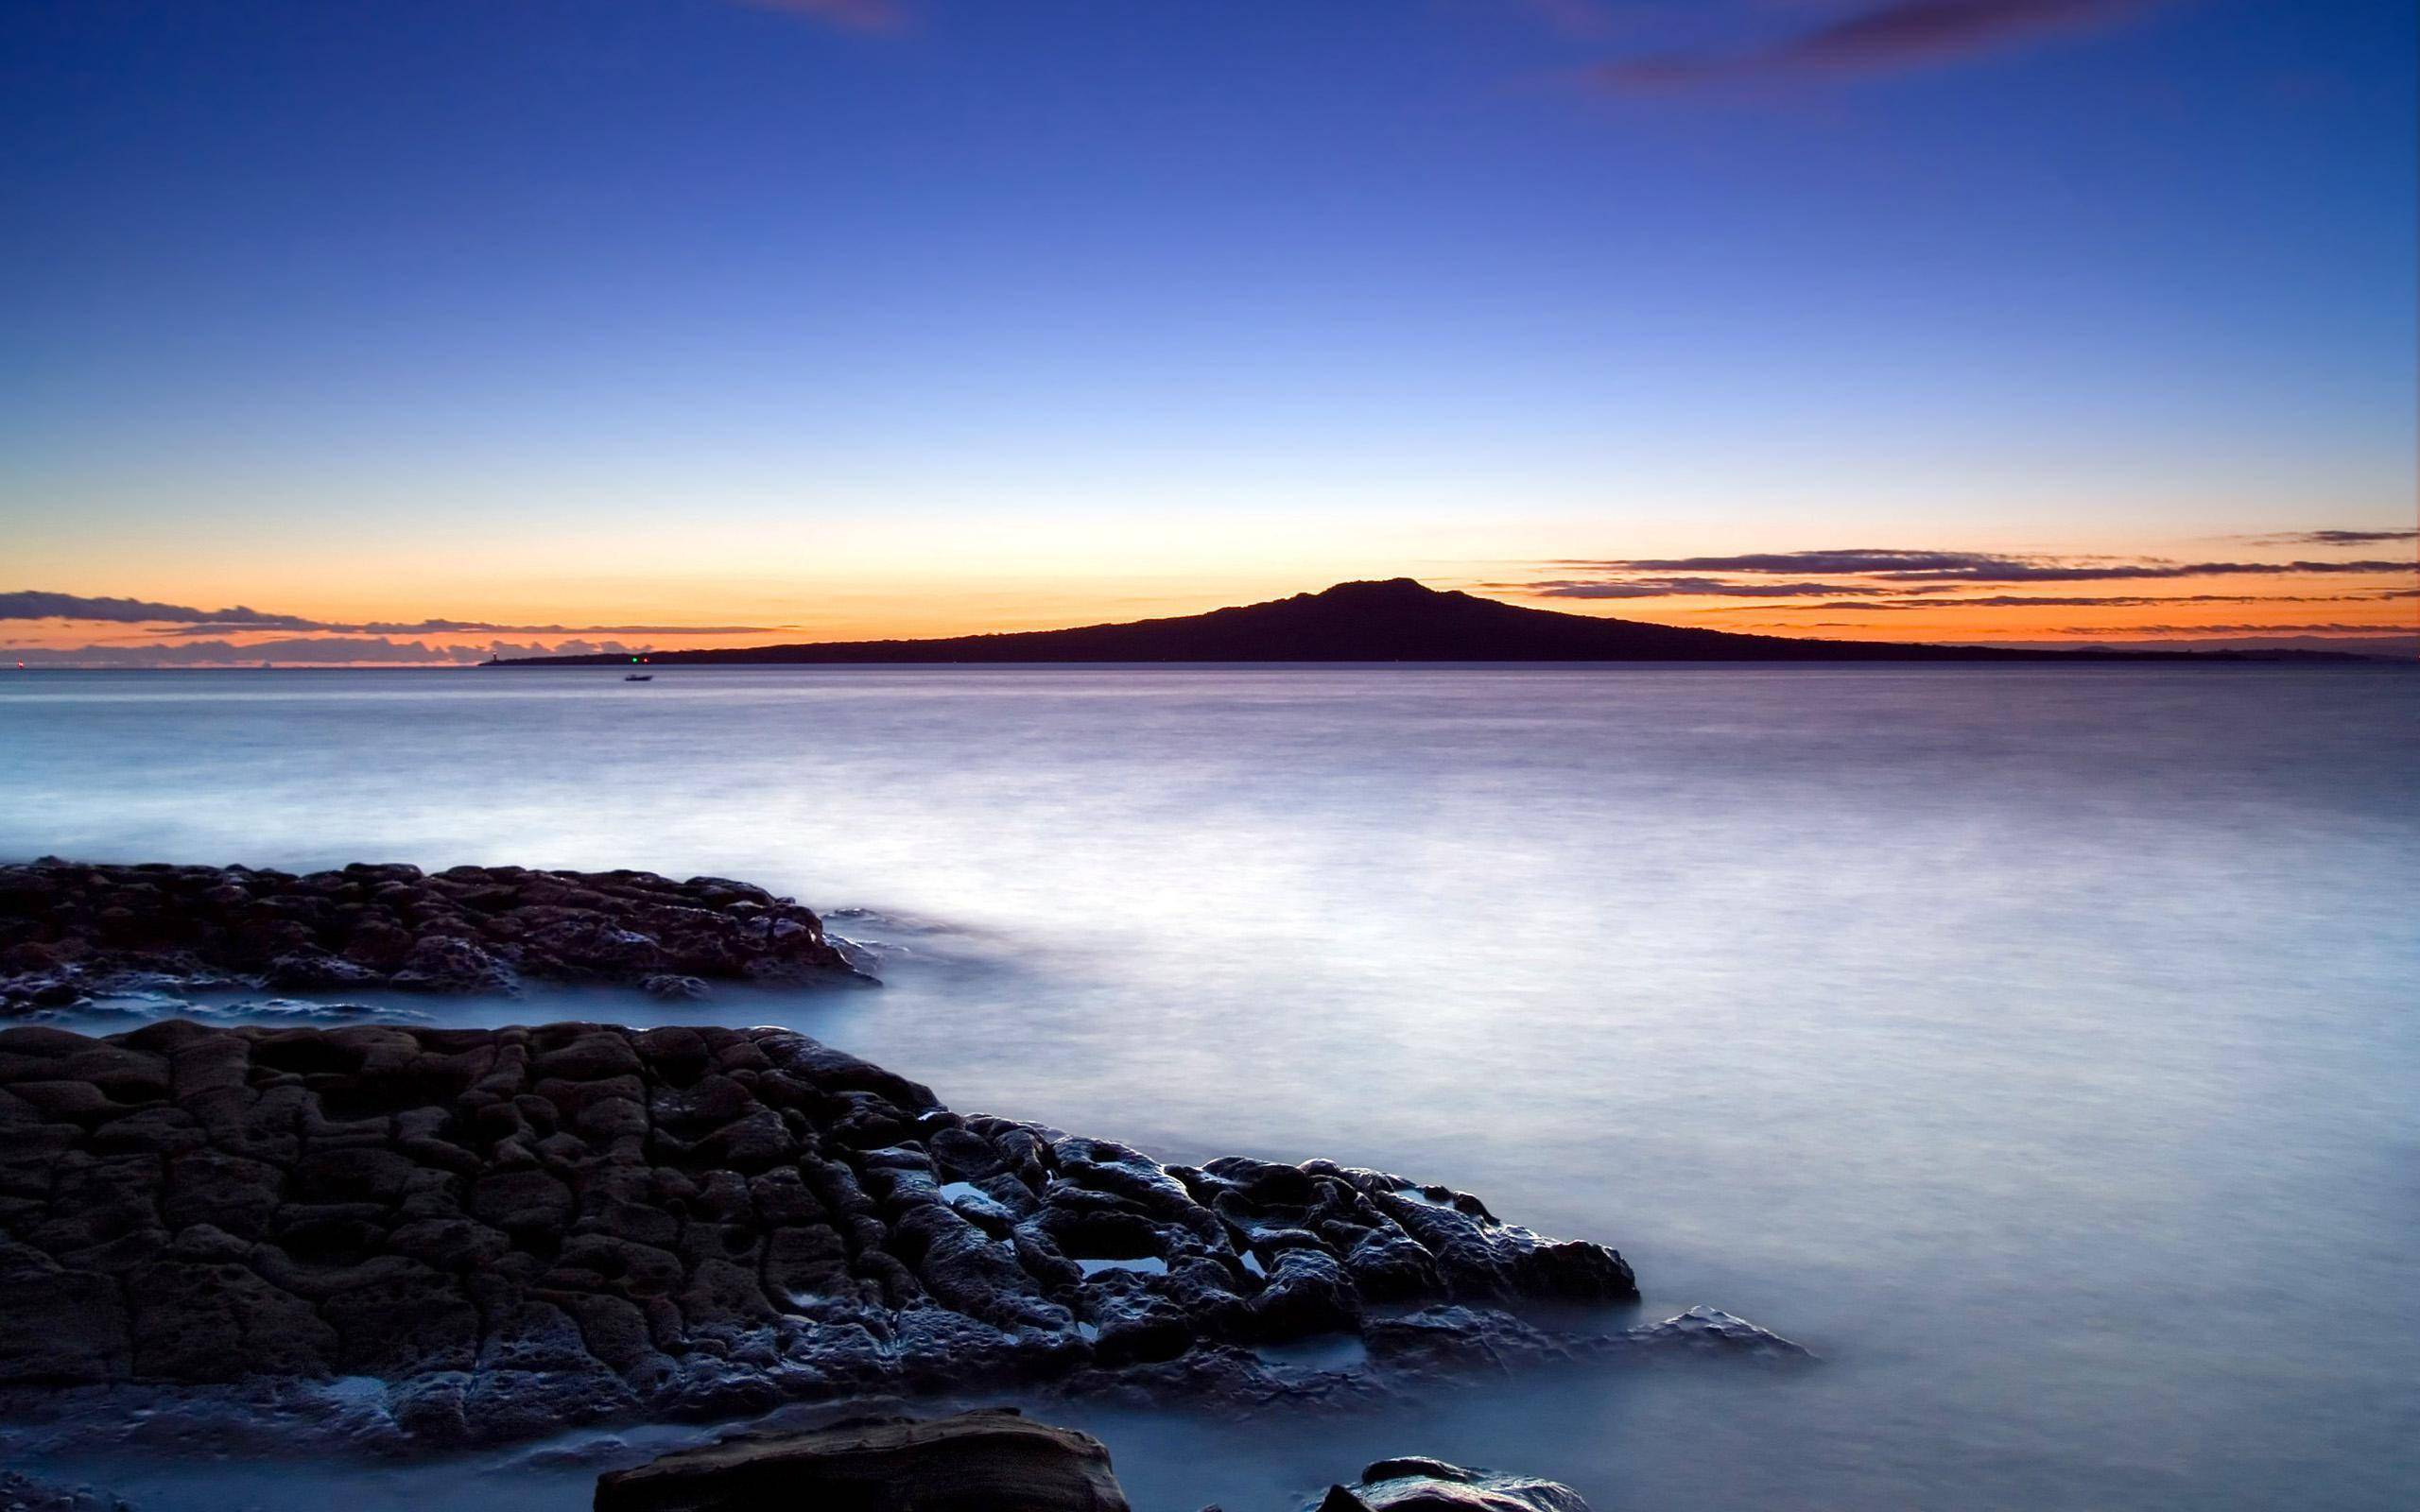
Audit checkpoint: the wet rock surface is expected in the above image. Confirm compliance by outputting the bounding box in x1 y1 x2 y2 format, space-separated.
1318 1457 1592 1512
594 1407 1128 1512
0 860 866 1012
0 1022 1749 1447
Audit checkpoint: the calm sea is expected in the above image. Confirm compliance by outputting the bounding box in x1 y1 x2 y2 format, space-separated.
2 664 2414 1510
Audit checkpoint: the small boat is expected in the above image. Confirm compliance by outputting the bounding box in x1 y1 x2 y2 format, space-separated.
624 673 654 682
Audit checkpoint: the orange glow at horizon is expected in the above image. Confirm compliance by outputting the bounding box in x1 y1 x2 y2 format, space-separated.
4 549 2412 665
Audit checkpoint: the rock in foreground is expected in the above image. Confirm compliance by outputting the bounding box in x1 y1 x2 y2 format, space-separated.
1321 1458 1590 1512
0 860 865 1010
0 1021 1675 1445
589 1410 1599 1512
594 1408 1127 1512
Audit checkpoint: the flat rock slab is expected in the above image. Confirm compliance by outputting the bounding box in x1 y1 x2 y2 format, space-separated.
0 860 866 1010
0 1020 1646 1445
594 1407 1129 1512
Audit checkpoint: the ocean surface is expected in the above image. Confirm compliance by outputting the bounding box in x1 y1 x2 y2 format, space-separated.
1 664 2414 1511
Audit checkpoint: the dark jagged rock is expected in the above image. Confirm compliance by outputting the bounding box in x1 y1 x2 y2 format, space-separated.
0 1021 1810 1453
1618 1303 1812 1358
593 1408 1128 1512
0 860 867 1012
1318 1458 1591 1512
0 1022 1714 1446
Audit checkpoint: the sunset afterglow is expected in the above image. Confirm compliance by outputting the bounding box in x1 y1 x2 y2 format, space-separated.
2 7 2417 1509
5 0 2412 662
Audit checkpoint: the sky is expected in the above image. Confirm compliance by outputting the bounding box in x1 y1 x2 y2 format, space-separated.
3 0 2413 663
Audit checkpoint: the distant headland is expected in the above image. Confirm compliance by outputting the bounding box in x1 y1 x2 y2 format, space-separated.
486 579 2385 666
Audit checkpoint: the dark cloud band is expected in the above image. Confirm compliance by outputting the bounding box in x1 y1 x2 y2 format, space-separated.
4 636 652 668
0 591 321 629
2239 529 2418 546
1601 0 2159 90
1540 549 2413 585
1490 576 1905 599
4 590 778 638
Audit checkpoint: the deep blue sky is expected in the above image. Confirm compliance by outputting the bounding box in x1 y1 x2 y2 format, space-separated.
3 0 2413 647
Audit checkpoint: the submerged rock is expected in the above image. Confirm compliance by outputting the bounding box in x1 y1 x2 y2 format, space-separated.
1616 1304 1810 1359
0 1022 1727 1447
593 1407 1128 1512
0 860 868 1013
1319 1458 1590 1512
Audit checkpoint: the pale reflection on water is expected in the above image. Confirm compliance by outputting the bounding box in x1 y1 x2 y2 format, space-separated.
2 664 2414 1510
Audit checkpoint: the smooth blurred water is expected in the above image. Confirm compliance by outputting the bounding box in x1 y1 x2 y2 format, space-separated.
2 664 2414 1511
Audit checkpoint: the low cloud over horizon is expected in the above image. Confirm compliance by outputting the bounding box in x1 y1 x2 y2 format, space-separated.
8 532 2413 664
0 590 793 666
1532 548 2412 586
2238 528 2419 547
0 591 782 639
1485 532 2417 644
3 636 652 669
1678 591 2411 612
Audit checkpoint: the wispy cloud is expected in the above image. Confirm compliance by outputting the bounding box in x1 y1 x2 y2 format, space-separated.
1489 544 2417 640
2020 622 2413 636
2237 528 2419 547
5 590 780 638
1600 0 2163 90
1704 592 2400 612
732 0 908 34
0 591 323 629
1490 576 1903 599
4 636 648 669
1541 549 2413 584
742 0 1611 42
147 619 782 640
1871 592 2386 608
1555 549 2006 576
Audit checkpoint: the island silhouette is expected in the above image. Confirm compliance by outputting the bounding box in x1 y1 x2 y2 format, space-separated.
489 578 2368 665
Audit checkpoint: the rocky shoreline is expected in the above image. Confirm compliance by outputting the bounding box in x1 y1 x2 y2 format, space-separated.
0 859 1804 1512
0 860 868 1016
0 1406 1615 1512
0 1016 1798 1452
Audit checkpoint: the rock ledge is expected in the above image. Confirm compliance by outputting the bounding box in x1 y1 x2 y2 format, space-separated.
0 860 866 1011
0 1021 1722 1447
